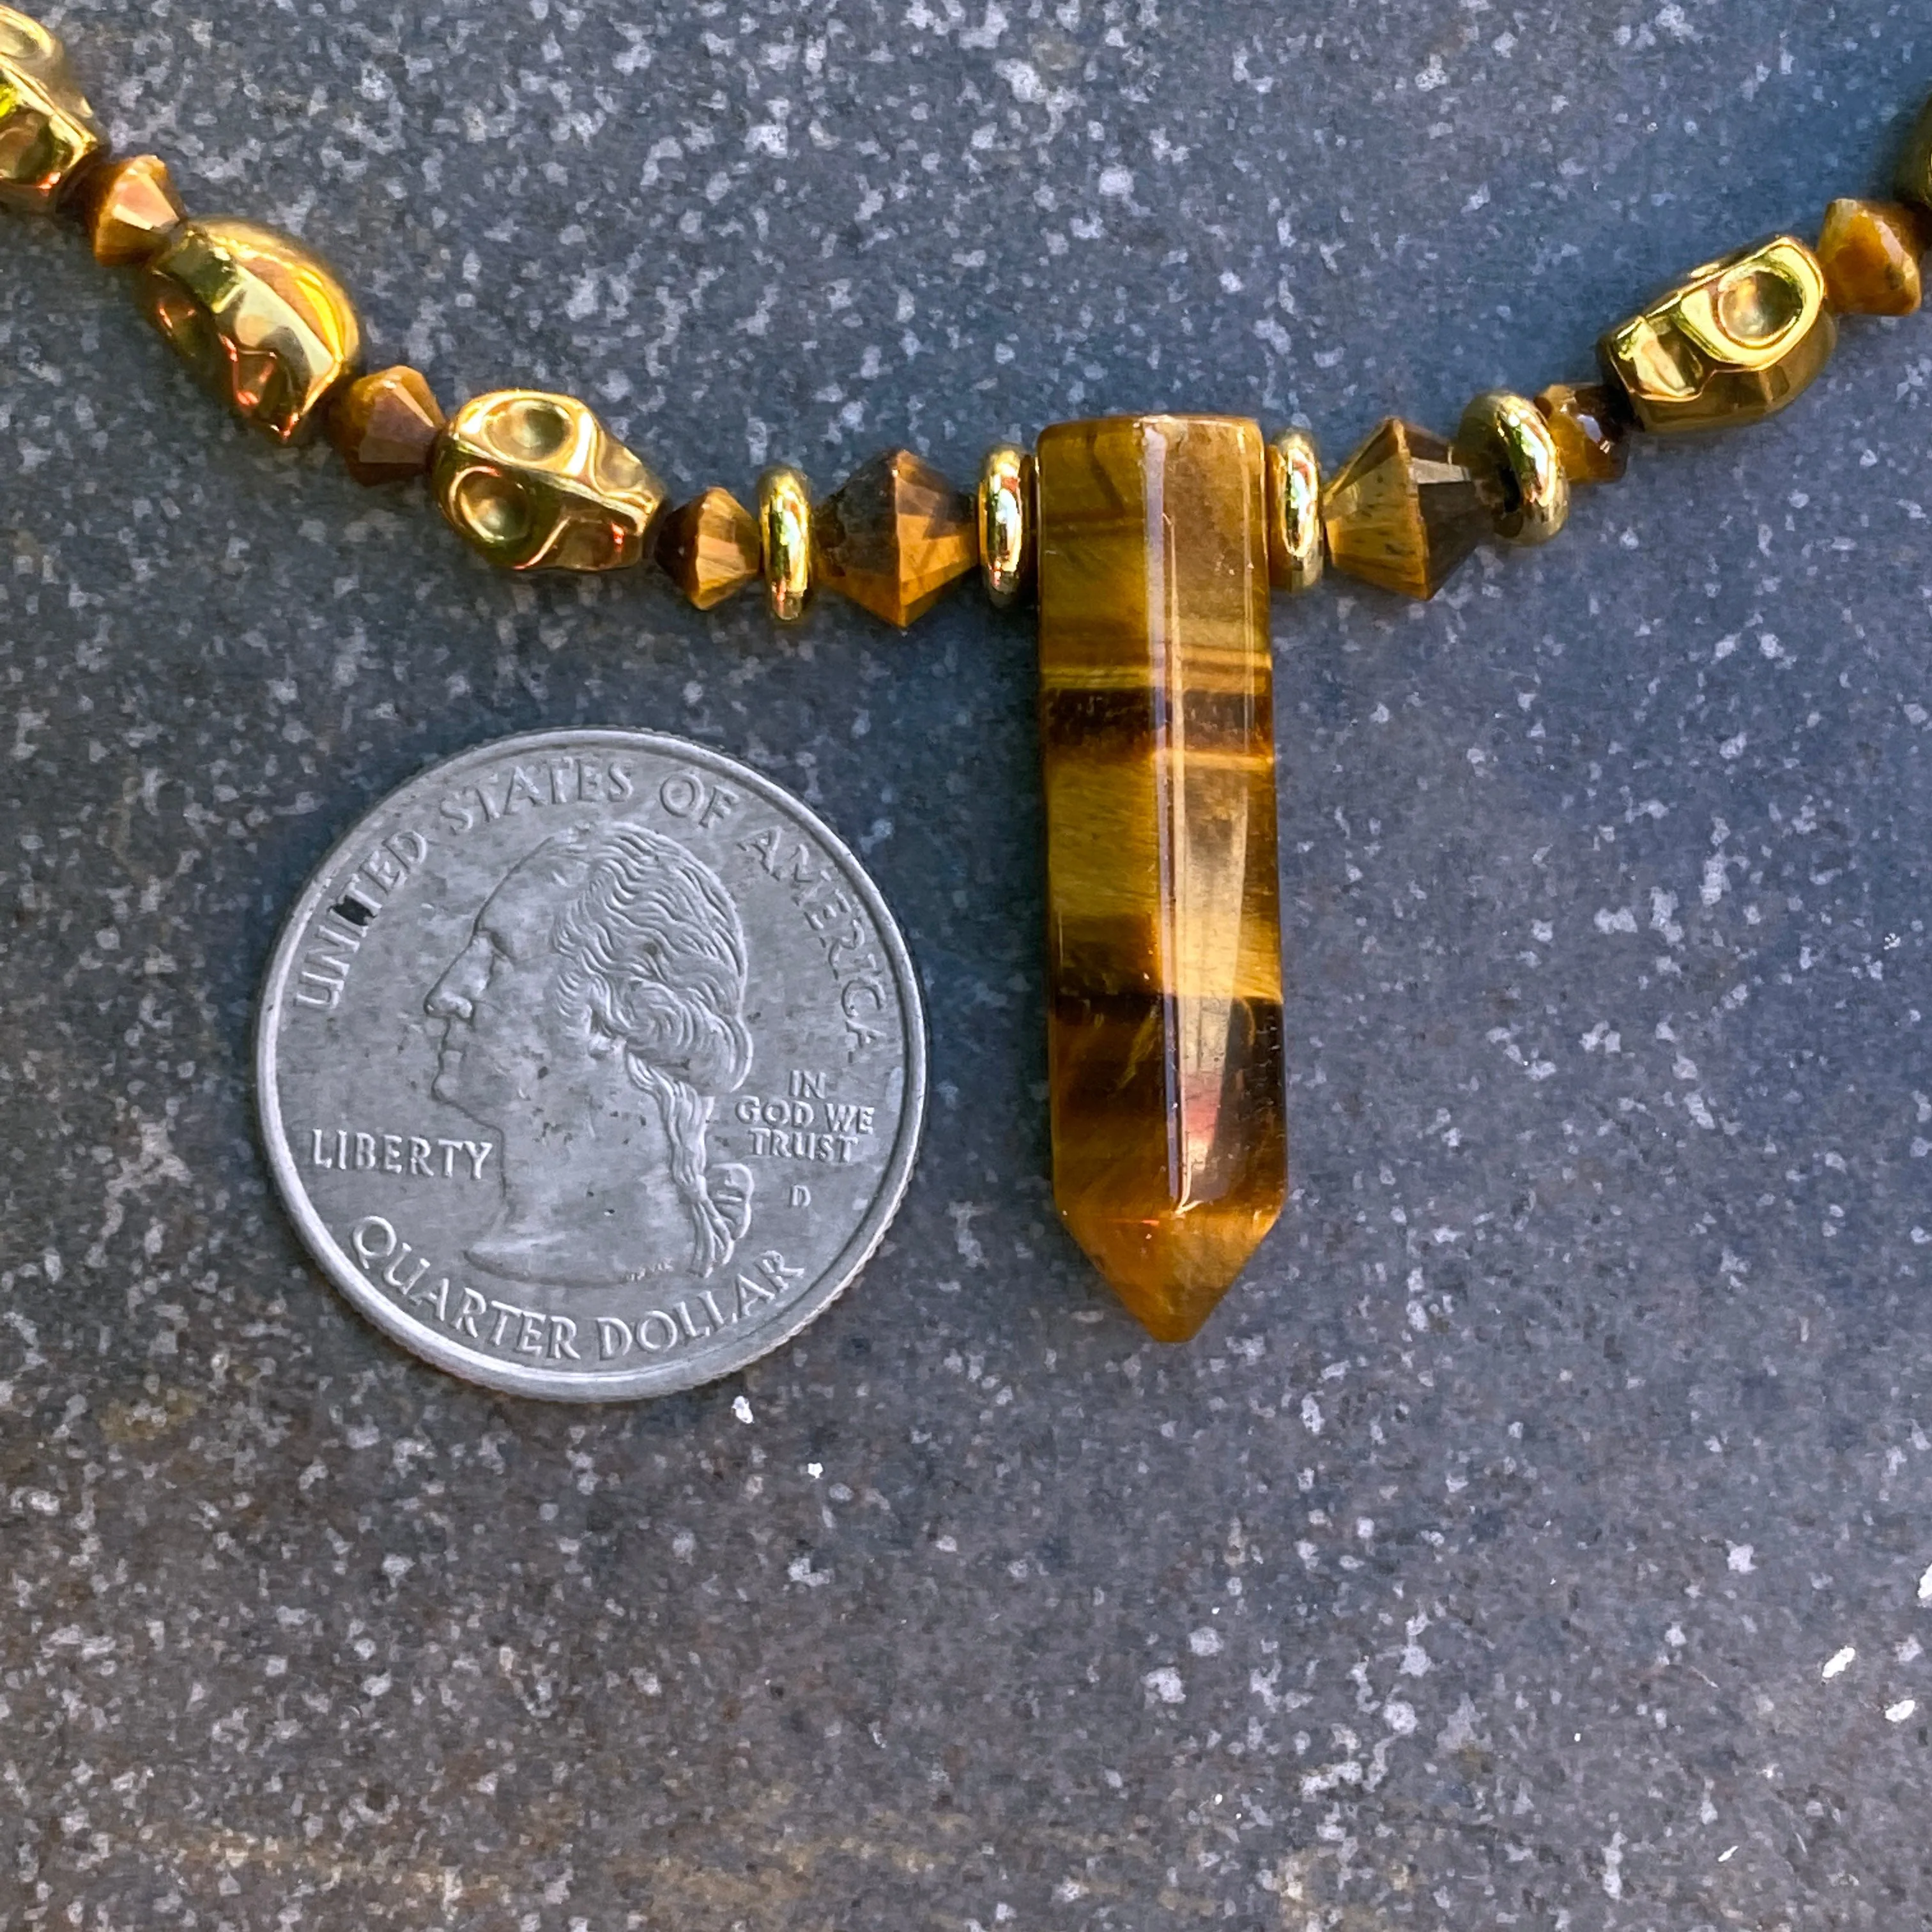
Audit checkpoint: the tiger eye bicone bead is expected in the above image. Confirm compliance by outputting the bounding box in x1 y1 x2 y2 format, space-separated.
1535 381 1630 486
1895 93 1932 213
977 443 1037 608
1264 427 1324 593
328 365 446 486
433 391 668 572
140 218 363 446
759 466 815 624
1455 391 1569 546
657 487 762 611
816 448 978 629
1322 419 1489 601
1817 198 1931 317
83 154 186 266
1598 236 1836 434
0 6 105 215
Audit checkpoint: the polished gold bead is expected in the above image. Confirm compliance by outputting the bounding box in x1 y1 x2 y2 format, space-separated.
1598 235 1836 434
1817 197 1931 317
433 391 667 572
1455 391 1569 546
1895 93 1932 213
83 153 185 266
816 448 978 629
977 443 1036 608
758 466 814 624
140 218 362 446
1534 381 1630 486
1322 418 1488 602
0 6 105 215
327 365 445 486
657 487 761 611
1264 427 1324 593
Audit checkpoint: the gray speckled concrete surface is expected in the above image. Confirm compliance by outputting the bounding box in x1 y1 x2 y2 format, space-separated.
2 1 1929 1925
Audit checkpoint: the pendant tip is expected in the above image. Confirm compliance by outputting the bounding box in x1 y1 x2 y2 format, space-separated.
1061 1198 1284 1345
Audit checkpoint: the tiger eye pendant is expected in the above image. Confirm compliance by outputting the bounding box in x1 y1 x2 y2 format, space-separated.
1036 415 1289 1342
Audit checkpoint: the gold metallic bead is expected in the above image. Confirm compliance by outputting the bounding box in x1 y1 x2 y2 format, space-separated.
1896 93 1932 213
1598 235 1836 435
758 466 814 624
1264 427 1324 593
433 391 668 573
1534 381 1630 486
977 443 1036 608
328 365 445 486
1322 419 1488 602
83 153 185 266
0 6 105 216
1454 391 1569 546
1817 197 1931 317
140 218 362 446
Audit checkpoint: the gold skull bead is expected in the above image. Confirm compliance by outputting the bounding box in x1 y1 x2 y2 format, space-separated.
433 392 669 573
1599 236 1836 434
0 5 106 215
140 218 364 446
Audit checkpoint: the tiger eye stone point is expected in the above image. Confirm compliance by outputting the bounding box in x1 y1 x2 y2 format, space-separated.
658 487 761 611
84 152 185 265
816 448 977 629
1817 197 1931 316
328 365 445 486
1037 414 1288 1342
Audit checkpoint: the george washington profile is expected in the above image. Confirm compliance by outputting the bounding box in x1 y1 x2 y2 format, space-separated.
424 822 755 1289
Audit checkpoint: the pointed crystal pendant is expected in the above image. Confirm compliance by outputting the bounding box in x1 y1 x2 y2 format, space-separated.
815 448 977 628
1036 415 1289 1342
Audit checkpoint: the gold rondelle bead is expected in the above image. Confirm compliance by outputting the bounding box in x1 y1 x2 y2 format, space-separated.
1265 427 1325 593
1454 392 1569 546
977 444 1036 608
433 391 667 573
759 466 815 624
84 154 185 266
141 218 362 446
0 6 106 215
1598 235 1836 434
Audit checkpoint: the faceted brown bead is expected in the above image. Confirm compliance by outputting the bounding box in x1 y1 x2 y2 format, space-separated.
1321 418 1488 601
1036 414 1288 1343
328 365 446 486
1818 197 1931 317
83 153 184 265
815 448 977 629
657 487 760 611
1535 381 1630 486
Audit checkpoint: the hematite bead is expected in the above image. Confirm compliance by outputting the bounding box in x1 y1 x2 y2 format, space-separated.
658 488 761 611
0 6 105 215
1817 198 1931 316
433 391 667 572
977 444 1036 608
1321 419 1488 601
1265 427 1324 594
816 448 977 629
1535 382 1630 486
328 365 445 486
141 218 363 446
1455 391 1570 546
758 466 815 624
1036 414 1287 1343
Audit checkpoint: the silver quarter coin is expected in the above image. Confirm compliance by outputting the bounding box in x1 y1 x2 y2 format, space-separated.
257 729 927 1401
